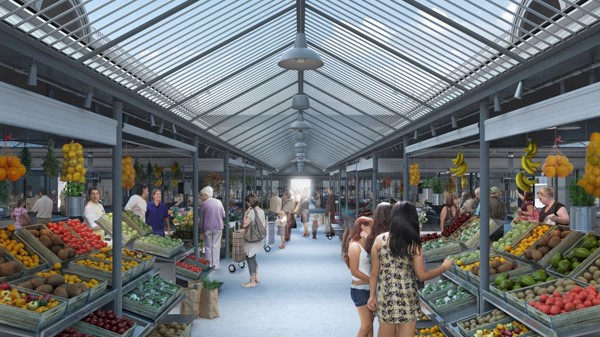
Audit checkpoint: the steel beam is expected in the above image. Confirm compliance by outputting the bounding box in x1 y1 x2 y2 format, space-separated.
111 100 123 315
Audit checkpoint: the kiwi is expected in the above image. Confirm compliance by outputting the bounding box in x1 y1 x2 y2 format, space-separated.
539 246 550 255
51 245 62 254
53 287 68 298
548 236 561 249
538 236 550 247
39 229 51 237
551 229 561 237
46 274 65 288
491 259 502 269
524 248 533 259
75 283 88 292
57 249 69 260
39 236 52 248
35 284 54 294
17 281 34 289
0 263 14 277
66 248 76 258
490 267 497 275
50 235 63 246
561 230 572 238
0 256 5 264
28 229 39 237
30 277 46 289
66 284 82 298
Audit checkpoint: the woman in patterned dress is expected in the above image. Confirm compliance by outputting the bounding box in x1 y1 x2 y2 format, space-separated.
367 202 453 336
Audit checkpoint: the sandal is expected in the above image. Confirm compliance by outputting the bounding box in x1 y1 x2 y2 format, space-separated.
241 282 257 288
278 245 285 249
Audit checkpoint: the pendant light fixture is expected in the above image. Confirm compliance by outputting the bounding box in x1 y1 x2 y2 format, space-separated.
289 110 311 130
278 33 323 70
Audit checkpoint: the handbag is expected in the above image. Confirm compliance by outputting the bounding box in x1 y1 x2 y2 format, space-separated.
244 209 266 242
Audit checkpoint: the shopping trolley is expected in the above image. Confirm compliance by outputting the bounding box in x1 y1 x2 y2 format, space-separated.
324 212 338 240
228 221 246 273
263 219 275 252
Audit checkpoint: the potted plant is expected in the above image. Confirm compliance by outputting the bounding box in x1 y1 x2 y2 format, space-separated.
420 178 433 203
431 178 445 206
569 176 597 232
62 182 85 217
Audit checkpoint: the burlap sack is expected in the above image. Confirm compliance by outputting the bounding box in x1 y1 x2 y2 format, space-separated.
199 288 219 319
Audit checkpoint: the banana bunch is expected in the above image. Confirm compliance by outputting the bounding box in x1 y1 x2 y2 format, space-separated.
170 161 182 187
409 163 420 186
521 140 541 174
153 164 164 187
516 170 536 192
461 175 468 189
449 151 468 177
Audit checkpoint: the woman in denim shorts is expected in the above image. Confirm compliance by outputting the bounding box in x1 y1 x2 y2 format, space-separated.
347 216 374 337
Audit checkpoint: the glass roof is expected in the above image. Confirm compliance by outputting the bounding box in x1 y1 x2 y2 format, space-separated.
1 0 599 170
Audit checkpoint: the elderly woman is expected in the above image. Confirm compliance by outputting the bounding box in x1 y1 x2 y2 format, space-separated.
199 186 225 270
537 186 570 225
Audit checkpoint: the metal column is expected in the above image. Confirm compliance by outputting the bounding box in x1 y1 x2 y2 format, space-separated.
224 151 230 259
192 136 199 259
242 159 247 204
111 100 123 315
261 167 265 208
372 151 378 216
356 163 359 215
345 163 349 214
479 101 491 313
403 135 410 201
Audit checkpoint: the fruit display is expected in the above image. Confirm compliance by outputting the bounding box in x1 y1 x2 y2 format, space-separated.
454 250 480 267
74 254 139 273
528 284 600 315
457 309 508 333
185 254 211 266
542 154 574 178
99 213 138 244
0 227 42 268
414 325 444 337
60 141 86 183
0 249 22 277
420 279 456 299
77 309 136 335
441 213 470 237
47 221 93 255
549 233 599 275
420 233 441 242
494 269 555 292
0 154 26 182
56 328 92 337
122 210 152 235
0 282 62 312
176 261 203 273
422 237 459 251
574 258 600 285
473 321 529 336
505 224 551 256
147 323 189 337
22 226 75 262
121 156 135 190
450 151 468 177
448 216 478 241
409 163 420 186
14 272 90 308
432 288 472 308
523 226 574 264
133 234 184 258
465 256 517 276
521 140 540 174
508 278 578 305
579 132 600 197
35 269 101 290
455 217 498 248
67 219 107 250
492 220 536 252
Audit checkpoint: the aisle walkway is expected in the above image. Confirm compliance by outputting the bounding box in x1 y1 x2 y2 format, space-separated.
190 218 373 337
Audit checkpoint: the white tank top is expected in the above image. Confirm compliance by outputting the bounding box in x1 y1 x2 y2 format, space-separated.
351 242 370 282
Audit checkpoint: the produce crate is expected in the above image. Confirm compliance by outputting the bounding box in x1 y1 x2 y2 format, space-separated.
61 269 108 301
0 288 67 332
459 218 501 249
133 239 183 258
428 291 476 315
175 265 202 280
12 276 88 313
183 258 210 270
123 288 182 320
463 319 538 337
504 278 586 311
68 257 133 287
0 250 24 283
506 223 553 258
448 216 479 241
547 234 600 278
122 212 152 236
535 226 583 268
571 249 600 285
469 258 533 286
526 298 600 330
456 314 512 337
491 221 537 254
73 320 136 337
95 215 137 246
126 259 144 280
126 253 155 272
146 323 191 337
3 233 49 274
419 282 457 301
423 238 461 262
15 226 64 265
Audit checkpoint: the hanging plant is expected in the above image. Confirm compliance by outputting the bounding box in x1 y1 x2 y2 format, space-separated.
134 159 144 182
19 146 31 176
0 180 9 205
42 139 60 179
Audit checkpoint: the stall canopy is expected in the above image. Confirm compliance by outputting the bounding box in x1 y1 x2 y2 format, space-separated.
0 0 599 171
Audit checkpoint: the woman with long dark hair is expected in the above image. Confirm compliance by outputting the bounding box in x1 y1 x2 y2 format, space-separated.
367 202 453 337
439 194 458 233
347 216 374 337
365 202 392 255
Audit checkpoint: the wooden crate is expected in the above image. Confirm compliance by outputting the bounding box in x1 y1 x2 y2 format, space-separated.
448 216 480 241
506 223 553 256
571 248 600 285
429 293 476 315
423 238 461 262
457 315 512 337
126 259 144 280
147 323 191 337
546 234 600 277
536 226 584 268
123 288 181 320
0 250 24 283
95 215 137 245
461 318 537 337
419 284 457 301
61 269 108 301
133 239 183 258
460 218 501 249
526 299 600 329
3 233 50 274
68 257 133 286
122 211 152 236
12 276 88 313
0 288 67 332
73 320 136 337
504 278 586 311
15 226 63 265
469 258 533 285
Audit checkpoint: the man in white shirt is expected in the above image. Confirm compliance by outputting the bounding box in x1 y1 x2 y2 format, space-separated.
31 188 53 225
124 184 148 221
269 192 282 214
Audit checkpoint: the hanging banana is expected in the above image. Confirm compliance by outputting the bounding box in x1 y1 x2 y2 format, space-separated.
461 175 468 189
521 140 541 174
515 171 535 192
452 151 464 166
450 151 468 177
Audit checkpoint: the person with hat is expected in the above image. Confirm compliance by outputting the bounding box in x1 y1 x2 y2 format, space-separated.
489 186 505 220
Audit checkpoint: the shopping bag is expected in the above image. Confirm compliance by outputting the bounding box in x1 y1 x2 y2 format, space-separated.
180 288 200 318
199 288 219 319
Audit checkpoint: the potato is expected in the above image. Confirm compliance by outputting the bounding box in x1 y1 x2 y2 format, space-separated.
564 279 576 286
556 286 565 293
593 270 600 281
577 276 589 283
595 259 600 268
589 266 599 273
583 272 593 281
565 285 576 291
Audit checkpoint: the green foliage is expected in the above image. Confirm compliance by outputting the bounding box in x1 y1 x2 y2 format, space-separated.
0 180 9 205
200 277 222 290
19 146 31 175
432 178 445 193
62 182 85 197
42 139 59 179
569 176 595 207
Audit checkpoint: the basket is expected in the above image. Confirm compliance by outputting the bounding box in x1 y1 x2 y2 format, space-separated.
123 288 182 320
133 239 183 258
14 226 67 265
73 320 136 337
12 276 88 314
122 211 152 236
0 287 67 332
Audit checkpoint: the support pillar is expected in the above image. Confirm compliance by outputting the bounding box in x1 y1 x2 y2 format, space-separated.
111 100 123 315
479 101 491 313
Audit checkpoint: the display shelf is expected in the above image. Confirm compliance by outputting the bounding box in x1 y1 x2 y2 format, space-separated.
124 294 183 325
175 267 214 284
418 299 462 337
153 246 194 263
442 271 479 296
123 267 160 294
132 323 155 337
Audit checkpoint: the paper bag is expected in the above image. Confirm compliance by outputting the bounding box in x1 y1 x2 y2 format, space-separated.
180 288 200 318
199 288 219 319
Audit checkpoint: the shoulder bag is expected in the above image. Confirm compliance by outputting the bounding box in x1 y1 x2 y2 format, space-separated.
244 209 266 242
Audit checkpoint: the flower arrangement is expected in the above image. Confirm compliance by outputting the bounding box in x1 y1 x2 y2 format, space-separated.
171 207 194 229
203 172 223 188
381 176 393 188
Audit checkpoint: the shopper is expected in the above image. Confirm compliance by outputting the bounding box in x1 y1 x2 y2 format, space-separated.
11 198 31 229
275 211 287 249
242 193 265 288
269 191 282 215
367 202 453 337
311 214 320 239
83 187 105 238
489 186 506 220
298 196 310 238
472 187 481 216
347 216 374 337
459 191 474 214
537 186 570 225
325 187 336 236
31 188 53 225
365 202 393 255
458 191 469 210
439 194 458 233
281 190 295 241
124 184 148 221
146 189 171 236
199 186 226 270
517 190 538 221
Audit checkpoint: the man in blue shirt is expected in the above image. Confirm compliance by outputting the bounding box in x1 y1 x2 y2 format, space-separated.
146 189 170 236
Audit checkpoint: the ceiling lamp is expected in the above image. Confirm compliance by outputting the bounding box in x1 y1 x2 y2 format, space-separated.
295 141 307 153
278 33 323 70
290 110 311 130
292 94 310 110
296 130 306 141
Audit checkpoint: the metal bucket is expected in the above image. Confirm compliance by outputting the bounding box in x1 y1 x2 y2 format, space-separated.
421 188 432 202
65 196 85 217
570 206 597 232
432 193 444 206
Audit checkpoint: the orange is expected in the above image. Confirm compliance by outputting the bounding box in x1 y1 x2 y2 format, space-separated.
0 168 5 181
567 162 574 174
6 167 19 182
545 155 557 166
591 132 600 142
18 165 25 176
543 165 556 177
556 165 569 178
557 155 569 166
0 156 6 168
8 156 20 168
53 263 62 270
